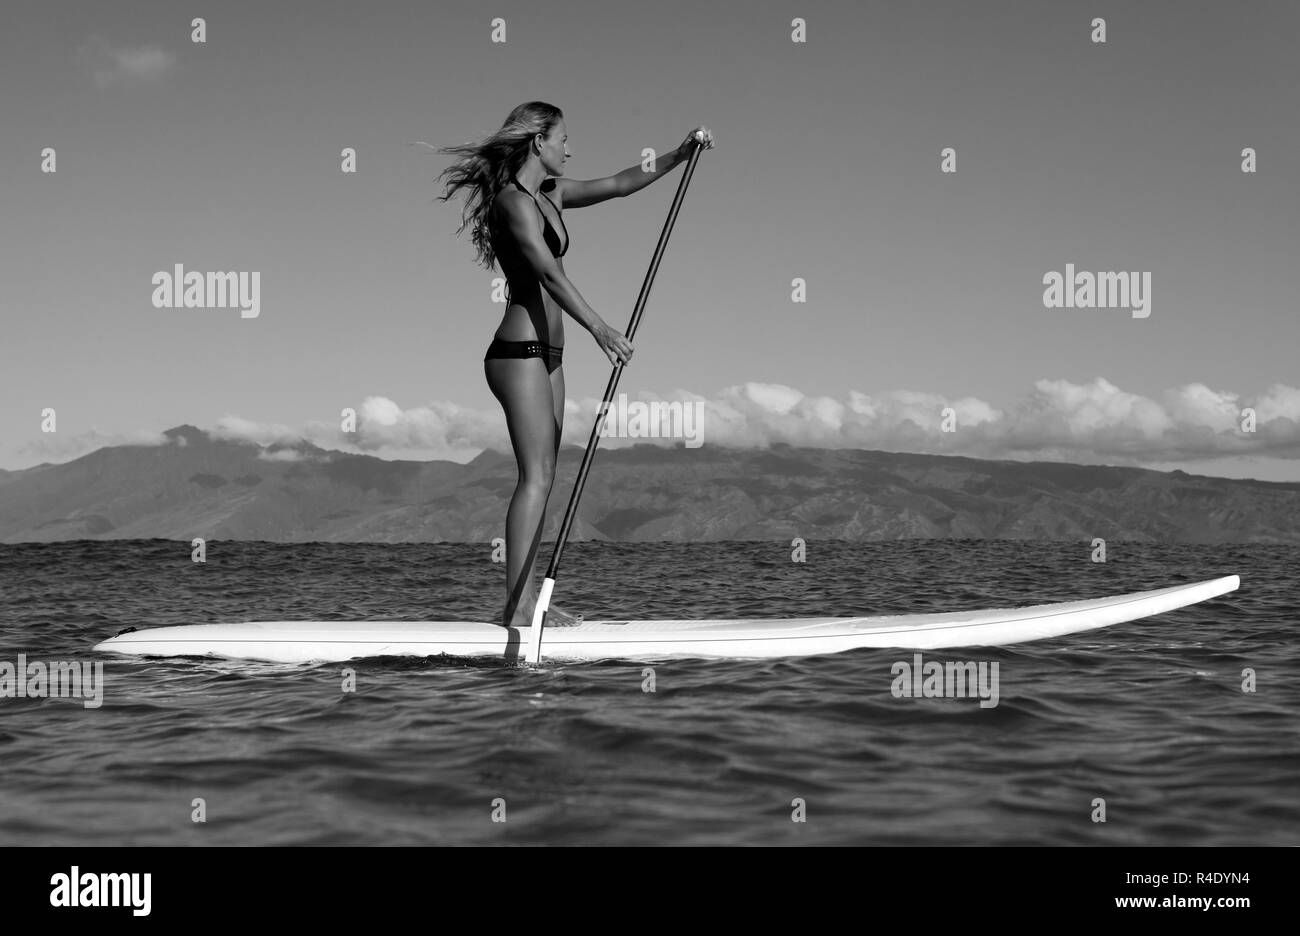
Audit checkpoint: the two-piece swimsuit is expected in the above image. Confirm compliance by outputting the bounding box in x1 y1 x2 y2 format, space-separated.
484 176 570 375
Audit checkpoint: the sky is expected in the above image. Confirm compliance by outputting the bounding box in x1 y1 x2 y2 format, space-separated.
2 0 1297 480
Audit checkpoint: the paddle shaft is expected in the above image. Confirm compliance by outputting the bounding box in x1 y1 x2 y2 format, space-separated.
527 137 705 662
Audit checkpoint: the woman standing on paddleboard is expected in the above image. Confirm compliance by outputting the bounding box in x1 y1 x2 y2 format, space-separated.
436 102 713 627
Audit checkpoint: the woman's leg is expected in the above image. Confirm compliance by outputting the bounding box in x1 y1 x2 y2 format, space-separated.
485 356 557 627
548 363 564 469
508 362 584 625
538 365 582 623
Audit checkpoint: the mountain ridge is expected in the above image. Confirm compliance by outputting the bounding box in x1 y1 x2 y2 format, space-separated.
0 426 1296 543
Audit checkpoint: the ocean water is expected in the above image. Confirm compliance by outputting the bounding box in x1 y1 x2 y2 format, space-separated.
0 539 1294 846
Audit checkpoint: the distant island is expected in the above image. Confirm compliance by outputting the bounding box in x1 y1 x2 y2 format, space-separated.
1 425 1296 543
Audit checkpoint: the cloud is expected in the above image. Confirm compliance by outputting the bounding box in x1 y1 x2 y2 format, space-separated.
1163 382 1241 431
987 378 1300 461
20 380 1300 471
79 37 175 88
1254 383 1300 424
202 397 505 456
257 449 305 462
206 380 1300 467
347 396 505 451
210 416 299 446
17 428 171 460
559 378 1300 464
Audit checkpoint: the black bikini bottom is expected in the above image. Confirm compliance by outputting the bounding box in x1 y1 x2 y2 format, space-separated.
484 339 563 375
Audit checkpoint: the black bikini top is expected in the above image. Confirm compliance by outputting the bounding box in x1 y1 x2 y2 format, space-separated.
506 176 569 258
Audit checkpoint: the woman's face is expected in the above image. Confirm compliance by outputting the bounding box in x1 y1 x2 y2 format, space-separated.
537 120 570 176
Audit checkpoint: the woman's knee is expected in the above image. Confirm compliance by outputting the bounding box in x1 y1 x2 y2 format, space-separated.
518 451 557 488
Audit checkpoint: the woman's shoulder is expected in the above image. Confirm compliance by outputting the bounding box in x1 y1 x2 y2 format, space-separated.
494 182 531 212
490 185 524 226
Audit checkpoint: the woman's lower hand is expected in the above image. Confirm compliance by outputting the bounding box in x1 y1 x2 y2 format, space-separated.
593 322 634 367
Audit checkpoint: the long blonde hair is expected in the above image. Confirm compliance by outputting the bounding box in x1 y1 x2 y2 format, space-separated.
423 101 564 270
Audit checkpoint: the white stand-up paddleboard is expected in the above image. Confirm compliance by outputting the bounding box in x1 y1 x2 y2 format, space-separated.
93 575 1239 664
